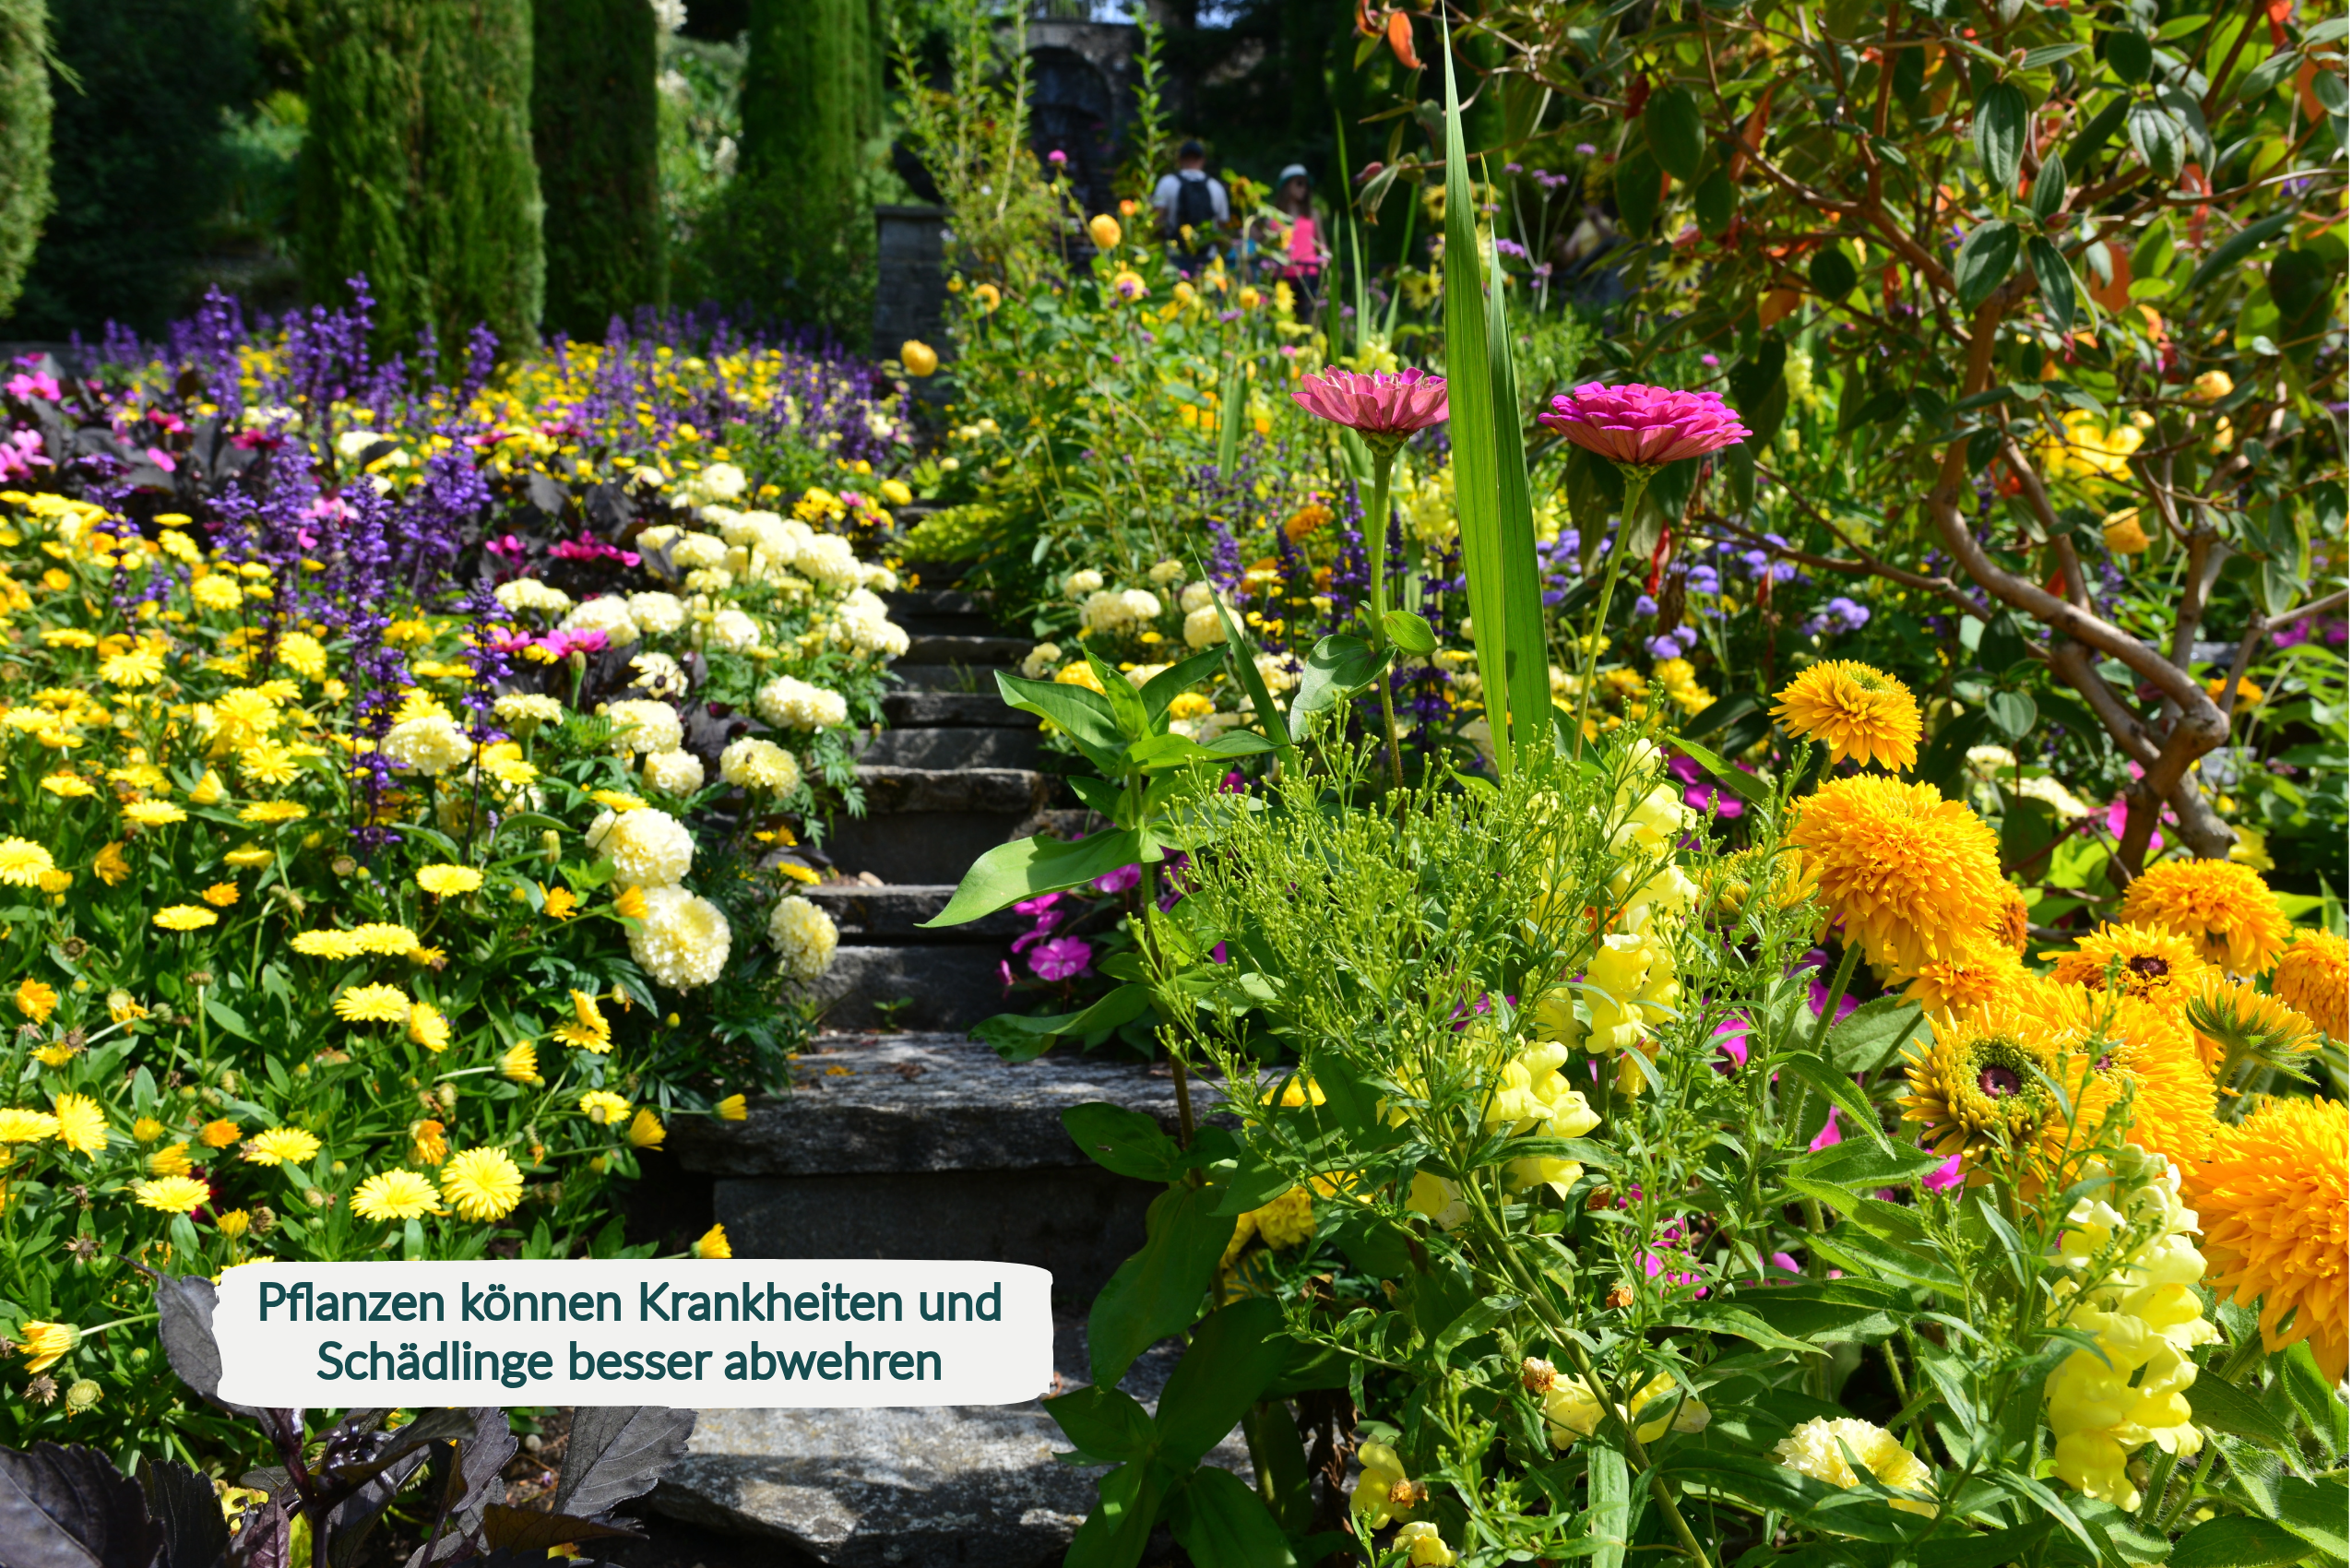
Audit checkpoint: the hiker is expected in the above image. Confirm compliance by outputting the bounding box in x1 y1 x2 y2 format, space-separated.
1151 139 1229 276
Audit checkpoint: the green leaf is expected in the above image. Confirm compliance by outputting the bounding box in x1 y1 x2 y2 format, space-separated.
1661 733 1767 806
2027 235 2078 329
1140 648 1229 727
1613 144 1661 241
1045 1383 1159 1464
1064 1459 1170 1568
995 669 1126 771
1975 81 2027 192
2188 209 2299 295
2061 93 2132 174
1214 355 1246 481
1434 1294 1522 1356
1792 1140 1950 1188
1126 731 1273 774
1811 1225 1964 1293
1657 1301 1821 1355
1154 1298 1290 1466
1382 608 1438 657
1477 218 1553 760
1166 1466 1298 1568
1087 647 1151 742
1666 1454 1909 1542
1288 634 1392 742
2030 151 2069 225
1210 596 1297 778
1693 165 1734 233
1088 1184 1238 1386
1822 995 1926 1075
1642 84 1706 182
2168 1514 2318 1568
924 828 1147 927
1587 1445 1633 1568
1989 688 2038 739
1776 1051 1894 1152
2275 1474 2350 1559
1063 1100 1194 1182
2106 29 2153 84
1809 244 1858 300
1954 220 2021 310
1730 1277 1911 1345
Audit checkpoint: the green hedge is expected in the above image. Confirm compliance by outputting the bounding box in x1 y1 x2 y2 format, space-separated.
300 0 543 352
533 0 663 339
0 0 49 322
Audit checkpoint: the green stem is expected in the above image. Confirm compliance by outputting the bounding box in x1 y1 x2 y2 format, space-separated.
2156 1442 2217 1534
1572 468 1652 758
1806 942 1863 1058
1363 446 1406 790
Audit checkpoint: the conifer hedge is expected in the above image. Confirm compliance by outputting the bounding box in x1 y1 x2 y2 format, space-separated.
533 0 663 339
0 0 50 322
300 0 544 351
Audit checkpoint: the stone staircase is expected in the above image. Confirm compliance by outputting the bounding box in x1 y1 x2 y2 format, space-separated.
806 587 1052 1032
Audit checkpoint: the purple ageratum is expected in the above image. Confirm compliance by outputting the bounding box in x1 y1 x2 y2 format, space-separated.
1537 383 1752 470
1290 367 1448 449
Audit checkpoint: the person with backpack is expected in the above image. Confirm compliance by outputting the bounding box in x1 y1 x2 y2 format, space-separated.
1151 140 1229 276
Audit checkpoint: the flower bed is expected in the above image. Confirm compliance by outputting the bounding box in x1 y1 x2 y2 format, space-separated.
0 290 917 1462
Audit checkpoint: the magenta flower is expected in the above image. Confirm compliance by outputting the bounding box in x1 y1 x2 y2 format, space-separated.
1092 862 1142 895
1289 367 1449 446
1537 383 1751 469
1029 936 1092 982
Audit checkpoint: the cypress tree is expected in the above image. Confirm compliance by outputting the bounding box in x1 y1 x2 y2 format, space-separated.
0 0 51 322
300 0 544 352
532 0 663 339
691 0 872 339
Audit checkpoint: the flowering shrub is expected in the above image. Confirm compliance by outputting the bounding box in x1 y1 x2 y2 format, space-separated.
0 289 916 1465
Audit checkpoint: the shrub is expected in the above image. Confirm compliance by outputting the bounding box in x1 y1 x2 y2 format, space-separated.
533 0 666 339
0 0 50 321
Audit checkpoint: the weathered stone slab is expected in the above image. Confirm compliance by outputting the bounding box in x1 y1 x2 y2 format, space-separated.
825 769 1051 885
857 726 1041 770
904 634 1030 666
803 884 1023 944
881 692 1037 729
802 944 1010 1032
853 766 1047 816
671 1034 1199 1178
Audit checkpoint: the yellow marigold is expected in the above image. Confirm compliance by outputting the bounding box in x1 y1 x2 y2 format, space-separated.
39 773 94 798
441 1146 524 1222
500 1042 540 1082
215 1209 250 1238
186 768 226 806
198 1118 241 1149
0 838 57 885
333 983 410 1023
2272 930 2348 1041
1788 777 2005 974
134 1175 212 1215
242 1126 322 1167
223 843 272 869
2058 988 2218 1170
2119 860 2292 975
49 1094 106 1156
1988 882 2030 956
1771 1417 1936 1515
1893 937 2033 1016
1770 661 1922 772
408 1001 451 1052
131 1116 165 1143
627 1108 666 1148
200 882 239 908
14 978 56 1023
2050 923 2210 1001
612 885 647 920
18 1321 77 1373
2183 973 2319 1079
716 1093 748 1122
99 648 165 687
238 800 308 824
1901 992 2072 1168
122 800 187 827
350 922 421 956
1054 660 1108 695
92 842 130 885
146 1142 193 1176
352 1170 445 1221
2191 1097 2350 1380
410 1118 449 1165
152 906 218 932
416 863 482 897
579 1090 631 1125
694 1223 731 1259
540 885 579 920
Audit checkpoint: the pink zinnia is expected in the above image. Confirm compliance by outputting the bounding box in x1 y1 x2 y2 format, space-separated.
1290 367 1449 445
1538 382 1751 468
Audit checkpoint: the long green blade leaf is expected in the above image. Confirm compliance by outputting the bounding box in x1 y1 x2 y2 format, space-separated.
1483 222 1552 764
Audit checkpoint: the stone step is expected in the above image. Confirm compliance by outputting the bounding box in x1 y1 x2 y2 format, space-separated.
889 663 994 693
858 724 1041 770
881 588 998 639
881 692 1037 729
655 1036 1259 1567
804 884 1019 943
824 766 1051 886
806 944 1006 1031
904 633 1031 666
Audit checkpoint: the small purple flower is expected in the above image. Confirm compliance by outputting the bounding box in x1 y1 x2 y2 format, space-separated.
1574 142 1597 156
1633 593 1658 617
1092 863 1143 895
1030 936 1093 982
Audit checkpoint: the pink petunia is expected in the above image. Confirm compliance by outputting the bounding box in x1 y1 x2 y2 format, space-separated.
1536 383 1751 469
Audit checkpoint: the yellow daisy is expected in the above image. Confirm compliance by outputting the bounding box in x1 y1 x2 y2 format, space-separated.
238 801 308 824
122 800 187 827
350 922 422 956
579 1089 631 1125
291 930 363 960
1770 661 1922 772
351 1170 445 1221
197 1119 241 1149
716 1093 748 1122
1900 992 2072 1168
0 1107 62 1143
92 842 130 885
147 1142 193 1176
441 1146 524 1222
0 838 57 886
2271 930 2348 1041
152 906 219 932
694 1223 731 1259
627 1108 666 1148
333 983 411 1023
1788 777 2005 974
18 1321 78 1372
134 1175 212 1214
407 1001 451 1052
39 774 95 798
553 990 612 1052
50 1094 106 1156
241 1126 323 1167
15 978 56 1022
500 1042 540 1082
2184 973 2320 1080
416 863 482 897
2049 923 2210 1001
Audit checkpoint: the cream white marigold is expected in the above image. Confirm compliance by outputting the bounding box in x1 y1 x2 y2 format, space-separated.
588 806 695 886
604 698 683 755
379 714 471 776
768 895 840 981
631 885 732 989
642 749 707 795
720 737 803 794
707 607 763 652
755 675 850 731
493 578 572 614
561 595 641 647
625 591 686 636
